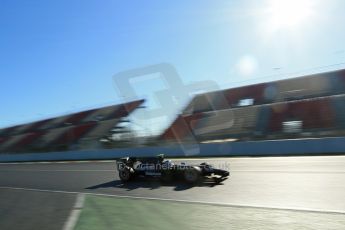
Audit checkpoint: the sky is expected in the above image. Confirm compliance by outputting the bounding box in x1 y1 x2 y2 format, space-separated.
1 0 345 135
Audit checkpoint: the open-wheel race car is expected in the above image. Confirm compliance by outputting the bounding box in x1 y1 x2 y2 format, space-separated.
116 154 229 183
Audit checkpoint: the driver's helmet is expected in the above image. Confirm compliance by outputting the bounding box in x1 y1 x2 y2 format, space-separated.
157 154 164 163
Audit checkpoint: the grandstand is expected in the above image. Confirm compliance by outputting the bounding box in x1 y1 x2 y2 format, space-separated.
161 68 345 142
0 99 145 153
2 68 345 153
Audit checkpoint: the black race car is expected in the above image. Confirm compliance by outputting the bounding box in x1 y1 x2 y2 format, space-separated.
116 154 229 183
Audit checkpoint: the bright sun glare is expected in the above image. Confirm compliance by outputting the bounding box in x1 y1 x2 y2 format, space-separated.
267 0 314 30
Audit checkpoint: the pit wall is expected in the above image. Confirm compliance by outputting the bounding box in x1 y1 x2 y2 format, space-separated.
0 137 344 162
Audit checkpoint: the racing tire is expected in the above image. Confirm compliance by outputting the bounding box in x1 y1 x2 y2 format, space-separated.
184 166 201 183
119 167 132 182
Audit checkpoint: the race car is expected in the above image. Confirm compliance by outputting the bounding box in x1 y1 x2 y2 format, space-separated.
116 154 229 183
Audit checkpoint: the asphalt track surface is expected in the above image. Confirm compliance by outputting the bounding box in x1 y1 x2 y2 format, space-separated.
1 156 345 229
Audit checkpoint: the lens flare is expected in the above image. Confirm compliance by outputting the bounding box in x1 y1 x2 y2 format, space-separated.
267 0 314 29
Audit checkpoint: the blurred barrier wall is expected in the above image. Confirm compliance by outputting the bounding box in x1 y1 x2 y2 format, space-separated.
0 137 345 162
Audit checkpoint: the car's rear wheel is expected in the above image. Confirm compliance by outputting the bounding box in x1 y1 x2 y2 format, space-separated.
119 167 132 182
184 166 201 183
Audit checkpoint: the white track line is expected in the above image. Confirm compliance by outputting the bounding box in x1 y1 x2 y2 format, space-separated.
62 193 85 230
0 186 344 215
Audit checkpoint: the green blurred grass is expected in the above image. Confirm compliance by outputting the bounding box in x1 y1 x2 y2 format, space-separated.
75 195 345 230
